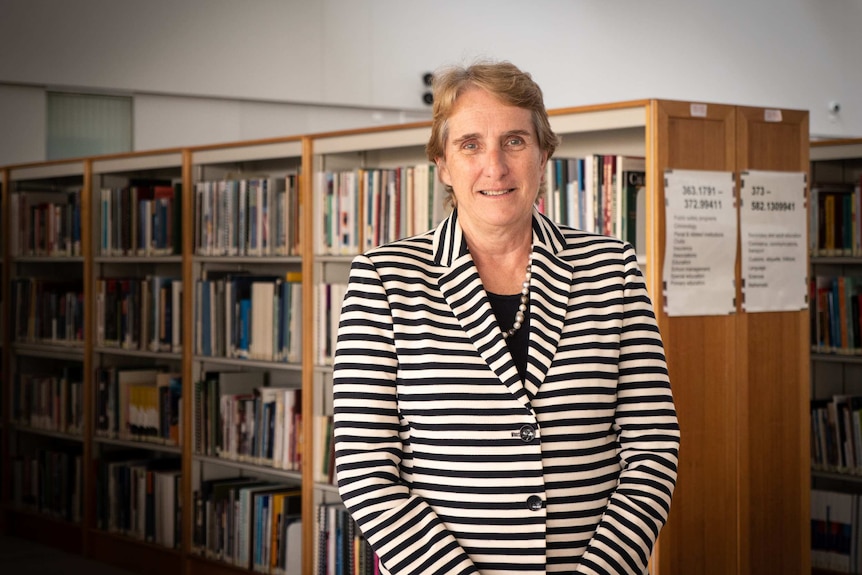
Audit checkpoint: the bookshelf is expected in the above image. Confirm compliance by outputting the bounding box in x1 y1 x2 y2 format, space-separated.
0 99 812 575
808 138 862 575
3 158 88 554
87 150 186 572
185 137 307 575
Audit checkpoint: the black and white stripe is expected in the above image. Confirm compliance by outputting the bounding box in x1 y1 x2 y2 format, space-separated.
334 208 679 575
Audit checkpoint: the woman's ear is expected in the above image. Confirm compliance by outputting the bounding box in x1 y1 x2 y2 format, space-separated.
436 157 452 187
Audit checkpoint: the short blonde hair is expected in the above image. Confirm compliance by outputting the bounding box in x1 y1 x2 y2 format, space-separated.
426 61 559 162
425 61 560 204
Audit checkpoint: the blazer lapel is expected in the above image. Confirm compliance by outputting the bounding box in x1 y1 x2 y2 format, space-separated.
435 217 523 401
523 212 574 398
433 209 574 406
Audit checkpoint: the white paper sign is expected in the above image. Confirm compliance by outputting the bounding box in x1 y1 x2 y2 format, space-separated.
739 170 807 312
663 169 737 316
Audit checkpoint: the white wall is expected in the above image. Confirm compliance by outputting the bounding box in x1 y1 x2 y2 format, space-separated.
1 0 860 165
0 85 45 166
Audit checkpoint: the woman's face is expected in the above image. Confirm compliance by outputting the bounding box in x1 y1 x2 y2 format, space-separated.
436 86 548 235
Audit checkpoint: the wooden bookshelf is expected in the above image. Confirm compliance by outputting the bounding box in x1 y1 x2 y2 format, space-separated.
3 158 89 554
808 137 862 575
0 100 813 575
86 150 187 566
186 136 307 573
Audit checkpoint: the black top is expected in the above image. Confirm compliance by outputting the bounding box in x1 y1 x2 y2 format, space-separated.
487 292 529 384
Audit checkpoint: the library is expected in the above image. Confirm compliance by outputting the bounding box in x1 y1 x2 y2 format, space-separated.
1 2 862 575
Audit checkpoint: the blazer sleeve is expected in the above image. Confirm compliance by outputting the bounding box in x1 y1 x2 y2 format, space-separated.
576 243 680 575
332 254 479 575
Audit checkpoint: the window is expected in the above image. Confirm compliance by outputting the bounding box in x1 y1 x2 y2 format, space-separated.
46 92 132 160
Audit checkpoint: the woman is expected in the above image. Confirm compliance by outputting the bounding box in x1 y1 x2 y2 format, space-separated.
333 61 679 575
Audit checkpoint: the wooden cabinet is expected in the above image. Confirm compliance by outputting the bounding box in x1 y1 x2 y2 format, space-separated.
650 101 810 575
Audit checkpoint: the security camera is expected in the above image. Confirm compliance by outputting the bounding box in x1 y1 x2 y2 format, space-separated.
829 101 841 114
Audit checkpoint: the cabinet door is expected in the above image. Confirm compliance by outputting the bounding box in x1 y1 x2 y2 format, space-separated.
736 106 810 575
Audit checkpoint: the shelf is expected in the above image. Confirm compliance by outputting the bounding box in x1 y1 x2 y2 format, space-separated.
193 356 302 372
810 255 862 265
87 529 183 574
810 352 862 364
8 424 84 442
315 481 339 495
11 255 85 264
94 346 182 361
4 507 83 554
194 255 302 265
94 255 182 265
812 468 862 483
192 454 303 482
187 552 256 575
11 342 84 360
93 435 182 454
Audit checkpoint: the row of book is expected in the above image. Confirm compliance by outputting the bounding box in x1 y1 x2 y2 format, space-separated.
313 165 449 256
95 275 182 353
194 370 302 472
812 489 862 573
812 394 862 474
810 183 862 257
539 155 645 249
316 504 378 575
11 367 84 434
195 175 301 257
312 155 647 258
95 367 183 446
315 283 347 366
99 183 182 256
811 275 862 355
10 448 83 523
195 273 302 362
8 189 82 257
9 278 85 344
312 415 335 485
96 455 181 549
192 477 302 573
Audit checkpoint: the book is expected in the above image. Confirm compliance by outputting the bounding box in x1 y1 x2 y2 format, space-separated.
810 489 854 572
615 155 646 252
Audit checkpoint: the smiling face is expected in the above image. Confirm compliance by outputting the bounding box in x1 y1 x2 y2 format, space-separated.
436 86 548 239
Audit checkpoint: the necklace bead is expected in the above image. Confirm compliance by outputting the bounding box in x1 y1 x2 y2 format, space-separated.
502 258 531 340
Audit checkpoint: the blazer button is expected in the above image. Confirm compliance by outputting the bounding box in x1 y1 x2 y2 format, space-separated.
527 495 543 511
519 425 535 442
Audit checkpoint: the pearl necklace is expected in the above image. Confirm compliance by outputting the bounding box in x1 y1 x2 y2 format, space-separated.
502 255 531 340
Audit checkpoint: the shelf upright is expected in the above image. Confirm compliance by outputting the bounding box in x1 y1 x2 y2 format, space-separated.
0 166 7 535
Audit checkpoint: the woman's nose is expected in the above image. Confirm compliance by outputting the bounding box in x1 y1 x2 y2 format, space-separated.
483 147 509 179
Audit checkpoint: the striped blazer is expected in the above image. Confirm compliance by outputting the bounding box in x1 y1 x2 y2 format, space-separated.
333 208 679 575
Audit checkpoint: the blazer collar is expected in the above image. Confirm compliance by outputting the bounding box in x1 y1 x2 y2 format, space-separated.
434 207 573 407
